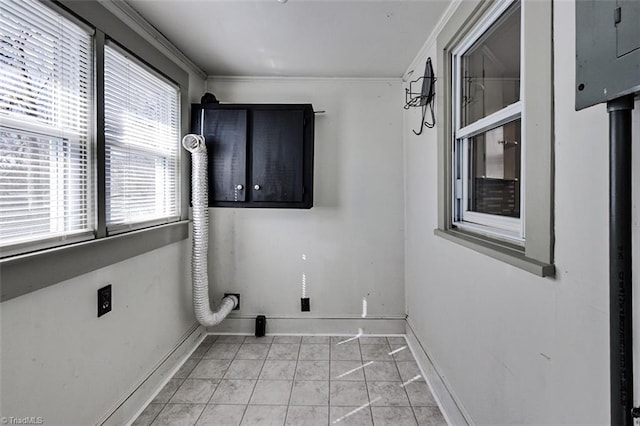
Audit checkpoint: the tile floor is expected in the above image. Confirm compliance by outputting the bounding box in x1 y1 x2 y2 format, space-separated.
132 335 447 426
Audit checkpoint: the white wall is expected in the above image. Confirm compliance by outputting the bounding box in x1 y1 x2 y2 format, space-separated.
205 78 406 330
0 7 206 425
404 1 637 424
0 242 194 425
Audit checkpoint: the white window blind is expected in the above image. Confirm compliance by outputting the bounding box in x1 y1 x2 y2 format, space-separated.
104 42 180 233
0 0 93 254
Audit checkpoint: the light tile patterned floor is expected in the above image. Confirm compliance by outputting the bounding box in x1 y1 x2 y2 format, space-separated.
132 335 447 426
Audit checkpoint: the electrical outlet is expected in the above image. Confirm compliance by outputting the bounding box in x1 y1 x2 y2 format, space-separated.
225 293 240 310
301 298 310 312
98 285 112 317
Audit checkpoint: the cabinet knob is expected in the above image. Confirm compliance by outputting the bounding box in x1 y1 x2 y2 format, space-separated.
236 184 244 190
254 184 261 191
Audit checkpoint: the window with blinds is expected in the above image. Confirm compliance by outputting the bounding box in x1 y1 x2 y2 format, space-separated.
104 43 180 233
0 0 93 254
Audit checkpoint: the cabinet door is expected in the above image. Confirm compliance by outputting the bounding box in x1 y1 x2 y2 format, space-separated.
251 110 304 203
202 109 247 202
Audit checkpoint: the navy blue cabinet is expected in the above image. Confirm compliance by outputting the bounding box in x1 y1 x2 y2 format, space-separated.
191 103 314 208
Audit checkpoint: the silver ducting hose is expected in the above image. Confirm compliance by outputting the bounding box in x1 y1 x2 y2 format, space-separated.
182 134 238 326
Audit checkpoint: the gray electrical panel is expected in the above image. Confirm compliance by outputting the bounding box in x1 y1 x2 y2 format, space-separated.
576 0 640 110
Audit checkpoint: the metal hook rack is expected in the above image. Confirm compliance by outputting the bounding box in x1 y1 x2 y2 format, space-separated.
404 57 436 136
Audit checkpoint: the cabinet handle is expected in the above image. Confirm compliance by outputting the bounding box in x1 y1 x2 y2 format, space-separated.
236 184 244 190
254 184 261 191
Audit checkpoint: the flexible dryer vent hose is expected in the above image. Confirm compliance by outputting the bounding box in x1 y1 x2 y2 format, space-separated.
182 134 238 326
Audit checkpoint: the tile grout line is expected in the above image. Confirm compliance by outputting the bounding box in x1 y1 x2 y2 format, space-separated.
283 337 303 426
145 401 165 426
148 336 213 425
205 336 229 423
362 338 376 426
390 336 420 425
353 337 374 425
328 336 333 426
191 335 221 426
239 335 271 425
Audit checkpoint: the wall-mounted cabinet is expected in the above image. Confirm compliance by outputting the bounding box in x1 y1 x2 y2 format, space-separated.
191 103 314 208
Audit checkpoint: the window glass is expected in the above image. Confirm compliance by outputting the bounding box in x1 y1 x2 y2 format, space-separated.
467 119 521 218
460 1 521 127
0 0 93 252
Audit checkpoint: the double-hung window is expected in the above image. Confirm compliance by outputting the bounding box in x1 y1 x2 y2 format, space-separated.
452 1 522 243
0 0 94 256
1 0 183 256
436 0 553 276
0 0 189 300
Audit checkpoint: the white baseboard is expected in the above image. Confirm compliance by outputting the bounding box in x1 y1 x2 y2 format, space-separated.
206 316 406 335
99 323 206 426
405 319 473 426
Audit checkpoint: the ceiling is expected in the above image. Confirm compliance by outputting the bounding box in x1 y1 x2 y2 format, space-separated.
125 0 451 78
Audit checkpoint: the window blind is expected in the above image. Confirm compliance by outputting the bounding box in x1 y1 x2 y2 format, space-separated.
0 0 93 253
104 43 180 232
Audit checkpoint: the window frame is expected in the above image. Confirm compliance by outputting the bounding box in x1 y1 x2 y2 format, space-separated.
451 1 523 243
434 0 554 277
0 0 191 301
103 40 182 233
